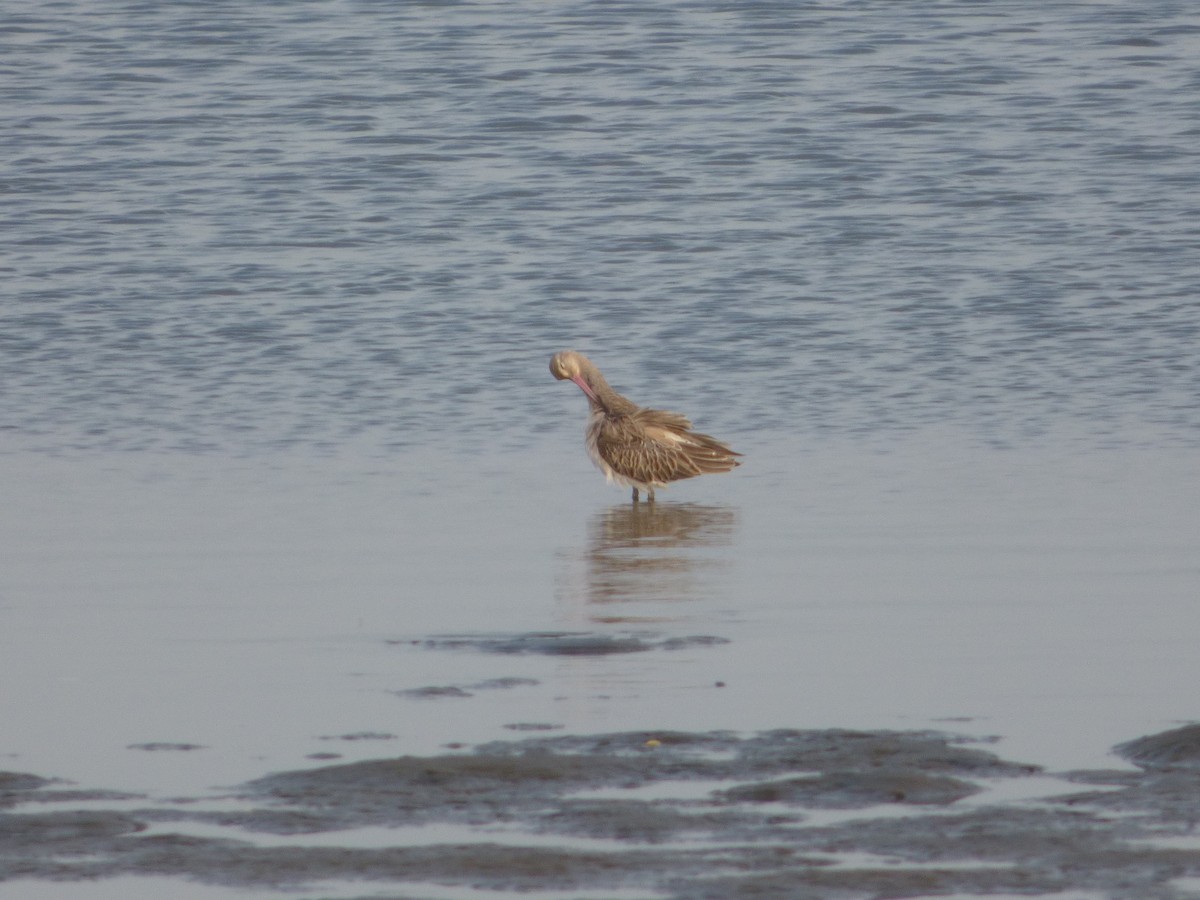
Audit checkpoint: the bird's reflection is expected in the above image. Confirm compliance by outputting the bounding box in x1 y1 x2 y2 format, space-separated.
558 502 739 618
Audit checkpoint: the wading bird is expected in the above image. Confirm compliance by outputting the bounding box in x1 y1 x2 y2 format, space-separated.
550 350 741 502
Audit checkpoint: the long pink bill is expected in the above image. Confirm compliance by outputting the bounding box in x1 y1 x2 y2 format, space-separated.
570 374 599 403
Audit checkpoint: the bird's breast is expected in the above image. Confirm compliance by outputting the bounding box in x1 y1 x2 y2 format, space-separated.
584 411 610 478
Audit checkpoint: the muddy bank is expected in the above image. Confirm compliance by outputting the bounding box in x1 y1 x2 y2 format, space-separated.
404 631 732 656
3 727 1200 897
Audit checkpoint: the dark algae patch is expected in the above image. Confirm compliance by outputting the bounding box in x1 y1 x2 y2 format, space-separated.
5 726 1200 896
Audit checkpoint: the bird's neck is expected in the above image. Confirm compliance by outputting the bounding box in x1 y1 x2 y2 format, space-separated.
585 371 638 416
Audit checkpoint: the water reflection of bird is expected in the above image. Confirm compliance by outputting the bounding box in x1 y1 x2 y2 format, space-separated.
549 351 741 502
583 503 738 608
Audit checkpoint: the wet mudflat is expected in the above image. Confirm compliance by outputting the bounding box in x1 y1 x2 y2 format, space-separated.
1 445 1198 899
6 721 1200 898
6 0 1200 895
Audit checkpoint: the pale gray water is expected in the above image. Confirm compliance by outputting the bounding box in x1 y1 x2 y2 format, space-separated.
2 2 1200 897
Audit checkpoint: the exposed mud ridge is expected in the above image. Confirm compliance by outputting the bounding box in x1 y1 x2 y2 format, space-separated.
393 676 541 700
4 726 1200 897
404 630 732 656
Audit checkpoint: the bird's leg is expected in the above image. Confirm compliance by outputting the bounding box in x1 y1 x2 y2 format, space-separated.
647 487 656 503
632 487 639 503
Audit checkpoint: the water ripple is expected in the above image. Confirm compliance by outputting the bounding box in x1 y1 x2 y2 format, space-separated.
2 1 1198 454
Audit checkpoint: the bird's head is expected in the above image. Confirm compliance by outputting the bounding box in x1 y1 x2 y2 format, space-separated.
550 350 600 403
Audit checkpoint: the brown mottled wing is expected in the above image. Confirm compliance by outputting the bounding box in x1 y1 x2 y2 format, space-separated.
597 407 740 487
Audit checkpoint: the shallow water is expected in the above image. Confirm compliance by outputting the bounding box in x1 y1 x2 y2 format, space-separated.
2 441 1195 792
3 0 1200 896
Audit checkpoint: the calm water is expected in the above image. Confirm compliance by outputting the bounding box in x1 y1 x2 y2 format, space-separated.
2 2 1199 897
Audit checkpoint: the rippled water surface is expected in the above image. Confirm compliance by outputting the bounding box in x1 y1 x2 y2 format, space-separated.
2 2 1199 898
4 0 1199 451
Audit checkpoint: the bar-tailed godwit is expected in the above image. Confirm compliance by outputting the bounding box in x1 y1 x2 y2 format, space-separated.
550 350 741 502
